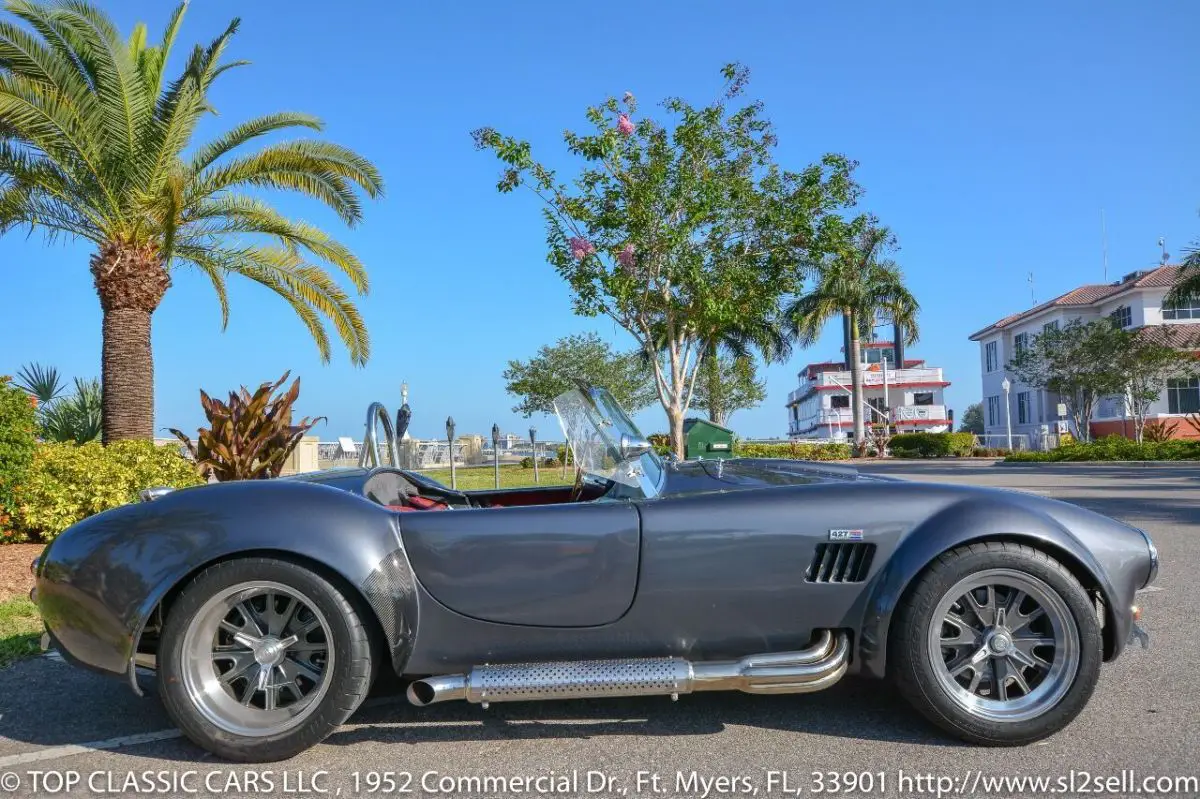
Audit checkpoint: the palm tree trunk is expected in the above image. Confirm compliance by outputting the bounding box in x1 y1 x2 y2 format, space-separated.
849 310 866 451
91 239 170 443
703 340 722 425
101 308 156 441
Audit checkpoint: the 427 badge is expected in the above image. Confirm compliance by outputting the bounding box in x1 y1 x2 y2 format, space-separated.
828 529 865 541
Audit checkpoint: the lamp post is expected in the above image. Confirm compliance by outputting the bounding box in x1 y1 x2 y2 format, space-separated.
1001 377 1013 450
491 423 501 489
530 426 539 484
445 416 457 490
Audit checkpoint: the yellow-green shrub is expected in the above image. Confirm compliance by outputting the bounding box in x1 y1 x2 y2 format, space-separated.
735 441 852 460
0 376 38 538
13 440 204 541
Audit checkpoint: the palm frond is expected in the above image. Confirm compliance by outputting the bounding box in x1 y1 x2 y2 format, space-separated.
188 112 324 174
14 361 64 403
175 244 370 364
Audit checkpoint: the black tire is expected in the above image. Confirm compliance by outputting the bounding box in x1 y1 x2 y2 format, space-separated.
159 557 374 762
890 541 1102 745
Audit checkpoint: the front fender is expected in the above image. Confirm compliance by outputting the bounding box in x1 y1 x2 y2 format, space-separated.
35 480 415 689
855 496 1124 680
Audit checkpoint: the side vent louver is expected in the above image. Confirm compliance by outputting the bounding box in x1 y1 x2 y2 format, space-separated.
805 543 875 583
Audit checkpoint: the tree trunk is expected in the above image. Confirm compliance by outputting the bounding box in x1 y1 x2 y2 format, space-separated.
101 309 156 442
849 311 866 452
667 405 685 460
91 240 170 443
703 340 722 425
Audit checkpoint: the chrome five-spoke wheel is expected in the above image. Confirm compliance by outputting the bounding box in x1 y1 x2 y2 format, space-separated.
180 581 335 737
928 569 1079 722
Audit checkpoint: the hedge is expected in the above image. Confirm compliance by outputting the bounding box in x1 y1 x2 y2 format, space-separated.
1005 436 1200 462
889 432 976 458
0 377 38 534
11 440 204 542
735 441 851 461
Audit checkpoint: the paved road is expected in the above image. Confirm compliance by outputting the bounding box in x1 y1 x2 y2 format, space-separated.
1 462 1196 798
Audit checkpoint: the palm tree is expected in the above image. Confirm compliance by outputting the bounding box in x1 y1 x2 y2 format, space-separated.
785 217 919 451
0 1 383 441
1169 227 1200 304
697 317 791 426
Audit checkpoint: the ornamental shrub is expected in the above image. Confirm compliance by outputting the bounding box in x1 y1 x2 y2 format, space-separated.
734 441 851 461
889 432 976 458
1004 436 1200 463
0 376 38 541
13 440 204 541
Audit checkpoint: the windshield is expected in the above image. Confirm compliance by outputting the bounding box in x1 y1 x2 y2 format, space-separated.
552 384 664 498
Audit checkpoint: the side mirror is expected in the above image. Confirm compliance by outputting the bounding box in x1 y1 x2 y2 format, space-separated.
619 434 653 461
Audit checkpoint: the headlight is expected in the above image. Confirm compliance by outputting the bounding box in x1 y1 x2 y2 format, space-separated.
1136 527 1159 588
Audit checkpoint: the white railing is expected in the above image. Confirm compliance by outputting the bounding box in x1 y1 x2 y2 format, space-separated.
811 367 945 388
894 404 948 422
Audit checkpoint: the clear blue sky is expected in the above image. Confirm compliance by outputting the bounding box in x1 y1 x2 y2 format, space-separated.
3 1 1198 442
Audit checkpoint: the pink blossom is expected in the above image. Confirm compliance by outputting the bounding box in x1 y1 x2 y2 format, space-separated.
617 244 637 269
569 237 595 260
617 114 635 135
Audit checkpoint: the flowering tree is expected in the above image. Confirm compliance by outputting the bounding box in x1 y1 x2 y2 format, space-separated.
474 65 857 456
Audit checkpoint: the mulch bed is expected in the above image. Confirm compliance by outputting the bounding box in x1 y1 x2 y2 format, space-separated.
0 543 42 602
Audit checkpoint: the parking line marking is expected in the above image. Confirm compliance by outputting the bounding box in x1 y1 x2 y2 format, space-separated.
0 729 181 768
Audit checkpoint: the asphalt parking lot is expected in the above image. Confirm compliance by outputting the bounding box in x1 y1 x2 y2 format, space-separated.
1 461 1196 798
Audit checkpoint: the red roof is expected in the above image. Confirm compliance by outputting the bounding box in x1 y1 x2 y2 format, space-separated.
969 265 1183 340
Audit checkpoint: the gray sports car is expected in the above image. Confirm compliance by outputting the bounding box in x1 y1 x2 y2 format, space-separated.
32 384 1157 762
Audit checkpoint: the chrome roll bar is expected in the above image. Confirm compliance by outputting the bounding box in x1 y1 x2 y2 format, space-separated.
359 401 400 468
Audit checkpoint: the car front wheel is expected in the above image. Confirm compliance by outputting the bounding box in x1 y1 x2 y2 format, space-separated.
159 558 374 761
891 541 1102 745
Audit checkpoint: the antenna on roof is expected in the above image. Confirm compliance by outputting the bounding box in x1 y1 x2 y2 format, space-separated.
1100 209 1108 281
1028 272 1035 306
1159 237 1169 265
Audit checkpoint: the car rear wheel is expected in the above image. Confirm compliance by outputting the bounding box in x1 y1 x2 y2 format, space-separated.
159 558 373 761
891 541 1101 745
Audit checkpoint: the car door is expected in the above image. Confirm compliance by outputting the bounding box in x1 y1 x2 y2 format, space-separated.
398 501 641 627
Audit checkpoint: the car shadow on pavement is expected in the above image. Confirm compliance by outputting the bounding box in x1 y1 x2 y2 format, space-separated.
327 678 959 749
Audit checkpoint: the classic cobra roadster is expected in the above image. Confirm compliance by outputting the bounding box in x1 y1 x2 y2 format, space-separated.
33 385 1156 761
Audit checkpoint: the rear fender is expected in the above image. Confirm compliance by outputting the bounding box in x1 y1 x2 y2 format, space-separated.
36 480 417 691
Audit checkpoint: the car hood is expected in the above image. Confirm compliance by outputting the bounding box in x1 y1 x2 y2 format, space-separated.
658 458 872 496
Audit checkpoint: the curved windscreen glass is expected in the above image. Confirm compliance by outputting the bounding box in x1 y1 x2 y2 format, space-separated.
552 385 663 494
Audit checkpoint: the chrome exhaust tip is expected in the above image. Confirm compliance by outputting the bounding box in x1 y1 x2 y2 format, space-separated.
407 674 468 707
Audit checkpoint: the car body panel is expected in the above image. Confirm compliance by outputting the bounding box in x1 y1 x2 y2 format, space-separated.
35 458 1154 690
398 501 641 627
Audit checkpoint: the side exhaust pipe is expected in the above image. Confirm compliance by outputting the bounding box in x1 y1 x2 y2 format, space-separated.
407 630 849 708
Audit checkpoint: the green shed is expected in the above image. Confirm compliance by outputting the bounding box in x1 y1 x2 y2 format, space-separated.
682 418 735 460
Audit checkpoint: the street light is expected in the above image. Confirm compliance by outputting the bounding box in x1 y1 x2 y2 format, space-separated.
529 426 539 484
1001 377 1013 450
491 423 501 489
445 416 457 490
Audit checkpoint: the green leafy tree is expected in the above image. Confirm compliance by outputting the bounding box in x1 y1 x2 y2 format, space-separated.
786 216 919 451
1007 319 1128 442
475 65 857 457
0 1 383 442
503 332 656 417
1112 329 1198 442
691 353 766 426
958 402 985 435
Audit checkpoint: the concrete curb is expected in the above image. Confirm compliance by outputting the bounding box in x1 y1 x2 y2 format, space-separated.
995 459 1200 468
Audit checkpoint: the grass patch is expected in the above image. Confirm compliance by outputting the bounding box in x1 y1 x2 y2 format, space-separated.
0 596 42 668
416 463 570 491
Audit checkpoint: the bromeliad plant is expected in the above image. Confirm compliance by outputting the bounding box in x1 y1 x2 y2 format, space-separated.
169 373 324 482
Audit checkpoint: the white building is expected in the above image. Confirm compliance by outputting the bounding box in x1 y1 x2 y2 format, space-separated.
786 341 952 440
968 265 1200 444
